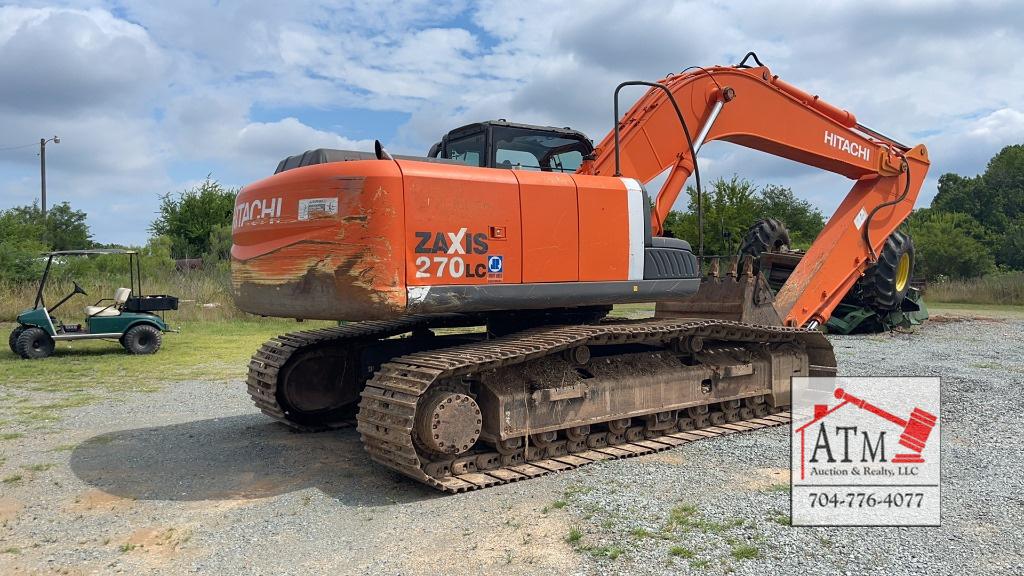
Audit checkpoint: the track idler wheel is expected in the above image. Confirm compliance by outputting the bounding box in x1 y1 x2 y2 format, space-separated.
416 391 482 456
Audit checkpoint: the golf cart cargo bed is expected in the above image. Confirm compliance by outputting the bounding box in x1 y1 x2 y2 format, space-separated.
125 295 179 312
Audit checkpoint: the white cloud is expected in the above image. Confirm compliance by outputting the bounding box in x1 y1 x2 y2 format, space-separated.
1 0 1023 245
0 6 165 114
237 118 374 165
968 108 1024 142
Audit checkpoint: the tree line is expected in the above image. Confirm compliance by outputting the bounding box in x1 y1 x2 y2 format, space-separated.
0 177 237 283
908 144 1024 278
0 144 1020 283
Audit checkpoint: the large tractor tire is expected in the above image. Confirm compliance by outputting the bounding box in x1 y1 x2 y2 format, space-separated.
856 230 915 312
9 326 26 354
16 327 55 359
122 324 163 355
739 218 791 259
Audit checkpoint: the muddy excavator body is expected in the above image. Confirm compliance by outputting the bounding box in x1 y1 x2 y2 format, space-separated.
232 54 927 491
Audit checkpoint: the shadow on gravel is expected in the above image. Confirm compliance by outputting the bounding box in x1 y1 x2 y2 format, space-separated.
68 413 440 507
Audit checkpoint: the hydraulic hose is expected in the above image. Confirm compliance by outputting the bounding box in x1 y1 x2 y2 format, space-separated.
862 154 911 262
613 81 704 257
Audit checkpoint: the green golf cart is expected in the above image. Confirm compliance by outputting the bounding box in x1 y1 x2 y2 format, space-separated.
10 249 178 359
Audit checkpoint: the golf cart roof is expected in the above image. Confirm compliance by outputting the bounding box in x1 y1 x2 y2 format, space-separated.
45 249 137 256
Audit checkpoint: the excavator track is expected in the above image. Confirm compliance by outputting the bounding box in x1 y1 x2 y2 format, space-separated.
356 318 832 492
246 314 480 432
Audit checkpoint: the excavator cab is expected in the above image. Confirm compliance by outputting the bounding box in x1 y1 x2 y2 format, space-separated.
427 120 594 172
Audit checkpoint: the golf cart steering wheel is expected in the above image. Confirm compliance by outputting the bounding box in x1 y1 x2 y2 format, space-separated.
72 281 88 296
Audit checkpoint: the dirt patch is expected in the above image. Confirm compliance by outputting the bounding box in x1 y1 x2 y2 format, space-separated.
121 526 192 559
0 497 24 523
735 467 790 490
644 451 687 465
67 489 133 513
401 500 576 574
930 314 1004 324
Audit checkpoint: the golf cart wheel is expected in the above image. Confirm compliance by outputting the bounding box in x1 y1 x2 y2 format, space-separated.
122 324 163 355
856 231 915 312
9 326 26 354
16 327 55 359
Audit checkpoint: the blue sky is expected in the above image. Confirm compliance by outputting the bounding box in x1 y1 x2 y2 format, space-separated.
1 1 1022 245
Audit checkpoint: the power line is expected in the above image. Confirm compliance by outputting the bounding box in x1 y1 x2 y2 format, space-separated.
0 142 38 152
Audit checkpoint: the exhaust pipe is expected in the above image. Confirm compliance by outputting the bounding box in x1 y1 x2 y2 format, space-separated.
374 140 394 161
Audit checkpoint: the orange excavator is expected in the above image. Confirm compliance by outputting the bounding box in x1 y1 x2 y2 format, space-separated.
232 53 929 492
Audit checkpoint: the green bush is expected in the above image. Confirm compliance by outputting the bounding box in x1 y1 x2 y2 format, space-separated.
150 177 237 259
907 210 995 280
663 176 825 254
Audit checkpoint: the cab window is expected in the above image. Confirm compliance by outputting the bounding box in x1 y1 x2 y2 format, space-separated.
492 126 588 172
446 132 485 166
547 150 583 172
496 148 541 170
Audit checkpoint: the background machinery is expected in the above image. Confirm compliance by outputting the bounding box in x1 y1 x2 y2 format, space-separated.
738 218 927 334
232 53 930 491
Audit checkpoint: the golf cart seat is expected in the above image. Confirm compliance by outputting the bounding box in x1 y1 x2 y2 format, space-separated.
84 287 131 317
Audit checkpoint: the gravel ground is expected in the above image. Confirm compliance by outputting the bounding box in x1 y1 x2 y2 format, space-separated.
1 314 1022 575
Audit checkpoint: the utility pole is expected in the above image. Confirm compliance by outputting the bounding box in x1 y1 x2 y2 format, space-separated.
39 135 59 218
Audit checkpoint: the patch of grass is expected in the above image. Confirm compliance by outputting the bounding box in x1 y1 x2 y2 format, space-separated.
8 393 99 426
667 504 743 534
690 558 711 569
766 483 790 493
609 303 655 319
629 527 652 539
771 513 791 526
0 319 338 394
2 474 22 484
551 499 567 509
669 503 699 524
927 272 1024 307
0 319 338 426
566 526 583 544
668 545 695 558
2 547 20 554
589 545 624 560
21 463 54 472
0 432 23 441
50 443 77 452
563 484 593 498
928 302 1024 319
119 543 138 553
730 543 759 560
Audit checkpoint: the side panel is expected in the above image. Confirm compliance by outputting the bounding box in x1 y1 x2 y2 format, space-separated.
17 308 55 336
515 171 579 283
400 161 522 286
573 174 632 281
231 160 408 321
88 313 167 334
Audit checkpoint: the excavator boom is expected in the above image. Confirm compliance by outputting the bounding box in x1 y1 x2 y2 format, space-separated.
582 62 929 327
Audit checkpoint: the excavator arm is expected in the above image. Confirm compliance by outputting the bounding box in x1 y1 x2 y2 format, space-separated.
581 61 930 328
